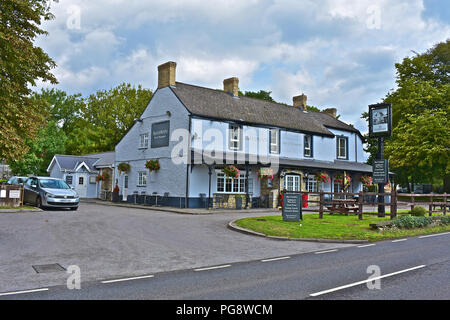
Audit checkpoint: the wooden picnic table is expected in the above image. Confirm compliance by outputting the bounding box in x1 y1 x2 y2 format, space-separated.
325 199 359 216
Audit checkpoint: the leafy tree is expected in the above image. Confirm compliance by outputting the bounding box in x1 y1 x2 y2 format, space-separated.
8 120 66 176
241 90 275 102
362 40 450 190
65 83 153 155
0 0 57 162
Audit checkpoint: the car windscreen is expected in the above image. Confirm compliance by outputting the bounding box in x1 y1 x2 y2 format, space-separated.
39 179 70 189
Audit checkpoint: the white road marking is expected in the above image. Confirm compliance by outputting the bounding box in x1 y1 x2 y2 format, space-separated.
314 249 338 254
392 239 408 243
357 244 376 248
261 256 291 262
0 288 49 297
419 232 450 239
101 275 154 284
194 265 231 272
310 265 426 297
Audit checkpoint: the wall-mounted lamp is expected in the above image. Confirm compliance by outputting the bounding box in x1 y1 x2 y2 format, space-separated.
134 118 143 123
166 111 171 117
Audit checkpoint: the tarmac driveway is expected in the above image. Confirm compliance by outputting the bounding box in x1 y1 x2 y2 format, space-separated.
0 203 353 293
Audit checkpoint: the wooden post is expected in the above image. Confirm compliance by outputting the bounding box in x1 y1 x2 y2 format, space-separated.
391 189 397 220
429 194 433 216
411 192 415 211
444 193 447 216
319 190 324 219
358 191 363 220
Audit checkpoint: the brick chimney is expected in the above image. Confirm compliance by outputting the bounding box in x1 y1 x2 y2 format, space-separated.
293 94 307 110
322 108 337 118
158 61 177 89
223 77 239 98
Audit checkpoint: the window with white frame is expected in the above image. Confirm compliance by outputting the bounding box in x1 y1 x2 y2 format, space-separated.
284 174 301 192
307 176 320 192
228 124 242 150
65 175 73 185
216 172 246 193
304 135 312 157
337 136 348 159
140 133 149 149
138 171 147 186
269 129 279 154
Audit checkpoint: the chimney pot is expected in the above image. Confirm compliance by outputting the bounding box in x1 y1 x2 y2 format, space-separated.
293 94 307 110
158 61 177 89
223 77 239 97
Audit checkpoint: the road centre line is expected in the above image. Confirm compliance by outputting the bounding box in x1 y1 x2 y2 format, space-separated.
261 256 291 262
194 265 231 272
101 275 154 284
357 244 376 248
314 249 338 254
419 232 450 238
0 288 49 297
309 265 426 297
392 239 408 243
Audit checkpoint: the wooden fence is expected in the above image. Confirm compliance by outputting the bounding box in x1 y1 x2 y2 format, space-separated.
0 184 24 208
297 190 448 220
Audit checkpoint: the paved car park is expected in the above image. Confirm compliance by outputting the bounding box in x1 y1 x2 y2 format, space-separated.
0 202 353 293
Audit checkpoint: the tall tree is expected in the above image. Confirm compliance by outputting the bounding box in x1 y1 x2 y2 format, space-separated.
0 0 57 162
65 83 153 155
362 40 450 190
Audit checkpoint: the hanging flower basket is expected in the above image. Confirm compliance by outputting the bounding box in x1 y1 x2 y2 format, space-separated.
118 163 130 174
145 159 160 172
96 173 109 182
257 168 274 180
361 175 373 186
334 174 351 185
316 172 330 183
223 165 239 179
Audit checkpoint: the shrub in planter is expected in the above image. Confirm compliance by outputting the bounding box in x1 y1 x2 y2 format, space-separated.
410 206 427 217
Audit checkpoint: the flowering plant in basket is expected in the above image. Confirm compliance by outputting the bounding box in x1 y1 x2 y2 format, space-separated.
117 163 130 174
145 159 160 172
334 174 351 185
316 172 330 183
96 173 109 182
361 175 373 186
223 165 239 179
257 168 274 180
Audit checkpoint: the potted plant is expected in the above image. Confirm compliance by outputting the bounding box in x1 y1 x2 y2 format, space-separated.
223 165 239 179
145 159 160 172
117 163 130 174
112 184 120 202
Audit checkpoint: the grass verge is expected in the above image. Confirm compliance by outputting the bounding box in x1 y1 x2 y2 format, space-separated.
235 214 450 242
0 206 36 210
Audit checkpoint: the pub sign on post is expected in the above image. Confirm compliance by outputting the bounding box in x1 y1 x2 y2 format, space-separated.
282 193 302 222
368 103 392 137
373 159 389 184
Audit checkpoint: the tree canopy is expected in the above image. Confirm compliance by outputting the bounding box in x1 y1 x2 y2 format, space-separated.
0 0 57 162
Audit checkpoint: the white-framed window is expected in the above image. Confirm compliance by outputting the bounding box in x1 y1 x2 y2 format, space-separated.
89 176 96 184
124 175 129 189
284 175 301 192
138 171 147 186
228 124 242 150
65 175 73 185
216 172 246 193
140 133 149 149
304 135 312 157
269 129 279 154
307 176 320 192
337 137 348 159
78 177 84 185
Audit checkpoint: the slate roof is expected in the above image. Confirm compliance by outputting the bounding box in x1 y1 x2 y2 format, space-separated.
171 82 361 137
84 152 115 168
52 152 115 172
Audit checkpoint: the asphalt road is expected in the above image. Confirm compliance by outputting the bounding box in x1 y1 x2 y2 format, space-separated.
1 231 448 300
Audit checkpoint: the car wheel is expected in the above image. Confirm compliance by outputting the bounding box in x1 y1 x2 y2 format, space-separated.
70 207 78 211
36 196 44 209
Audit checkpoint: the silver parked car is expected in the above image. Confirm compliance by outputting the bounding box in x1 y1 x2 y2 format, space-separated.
24 177 79 210
7 176 28 185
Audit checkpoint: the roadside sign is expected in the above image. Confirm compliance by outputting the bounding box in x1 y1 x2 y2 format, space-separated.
369 103 392 137
373 160 389 184
282 193 302 222
8 190 21 199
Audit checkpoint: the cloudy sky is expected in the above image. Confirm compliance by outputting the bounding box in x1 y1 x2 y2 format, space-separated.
36 0 449 133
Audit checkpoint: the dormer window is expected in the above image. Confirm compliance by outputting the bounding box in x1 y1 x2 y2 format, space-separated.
304 135 313 157
337 136 348 159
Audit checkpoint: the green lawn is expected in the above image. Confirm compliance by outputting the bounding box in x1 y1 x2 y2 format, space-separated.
235 214 450 242
0 205 35 210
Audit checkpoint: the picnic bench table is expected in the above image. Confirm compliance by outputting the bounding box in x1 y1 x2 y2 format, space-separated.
324 199 359 216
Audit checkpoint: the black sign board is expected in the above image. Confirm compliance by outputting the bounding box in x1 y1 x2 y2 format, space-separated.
373 159 389 184
369 103 392 137
282 193 302 222
151 121 170 148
